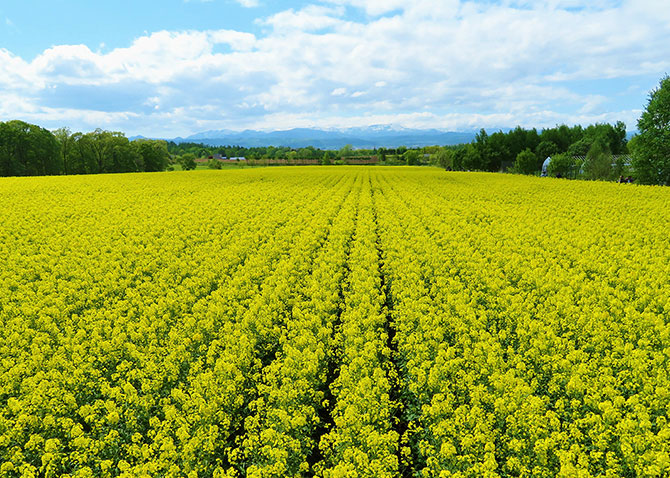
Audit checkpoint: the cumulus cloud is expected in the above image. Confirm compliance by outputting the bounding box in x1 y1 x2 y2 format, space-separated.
261 5 346 31
0 0 668 136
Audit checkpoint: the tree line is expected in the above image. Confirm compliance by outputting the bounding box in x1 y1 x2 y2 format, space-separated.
167 122 632 179
1 76 668 184
168 142 365 167
432 121 629 177
434 75 670 185
0 121 170 177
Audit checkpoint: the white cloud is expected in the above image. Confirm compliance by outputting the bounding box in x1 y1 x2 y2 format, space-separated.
237 0 259 6
209 30 257 51
260 5 346 31
321 0 407 16
1 0 668 136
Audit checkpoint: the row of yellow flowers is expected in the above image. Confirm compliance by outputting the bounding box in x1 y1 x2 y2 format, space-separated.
375 169 670 477
1 167 669 476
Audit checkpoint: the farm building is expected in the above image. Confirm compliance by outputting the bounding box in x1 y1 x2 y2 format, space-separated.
541 157 551 176
542 155 632 178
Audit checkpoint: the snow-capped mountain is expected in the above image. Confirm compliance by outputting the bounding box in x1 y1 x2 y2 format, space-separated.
174 126 476 149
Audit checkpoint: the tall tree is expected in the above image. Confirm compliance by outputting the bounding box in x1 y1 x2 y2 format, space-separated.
54 127 73 175
70 132 96 174
473 128 491 170
515 148 538 175
575 122 628 156
110 136 142 172
547 153 576 178
631 75 670 185
86 129 115 173
338 144 355 158
403 149 421 165
486 131 511 171
540 124 583 152
133 139 170 172
178 153 197 170
535 141 559 162
506 126 538 160
583 139 612 180
0 120 59 176
0 122 12 175
433 148 454 169
462 143 483 170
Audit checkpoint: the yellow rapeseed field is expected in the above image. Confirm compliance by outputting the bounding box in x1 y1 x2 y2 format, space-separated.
1 167 669 477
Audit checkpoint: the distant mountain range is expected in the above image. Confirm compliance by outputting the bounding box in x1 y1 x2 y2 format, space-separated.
130 126 639 149
159 126 478 149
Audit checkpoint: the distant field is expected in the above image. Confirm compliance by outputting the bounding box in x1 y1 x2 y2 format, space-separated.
1 167 669 477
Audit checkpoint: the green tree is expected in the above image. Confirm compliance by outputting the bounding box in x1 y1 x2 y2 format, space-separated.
473 128 492 170
264 146 278 159
452 146 466 170
546 153 576 178
540 124 583 152
507 126 539 161
133 139 170 172
53 127 73 175
631 75 670 185
76 130 136 173
111 135 142 172
0 122 12 175
179 153 197 170
514 148 538 175
608 121 628 155
86 129 115 173
583 140 612 180
80 129 140 174
28 123 60 175
298 147 316 160
535 141 559 164
70 132 97 174
403 149 420 165
321 151 333 165
566 137 592 157
612 154 629 180
0 120 59 176
462 143 483 170
338 144 354 158
207 157 222 169
567 122 628 157
485 131 511 171
433 148 454 169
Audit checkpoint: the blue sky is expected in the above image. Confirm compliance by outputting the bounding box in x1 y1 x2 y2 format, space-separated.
1 0 668 137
